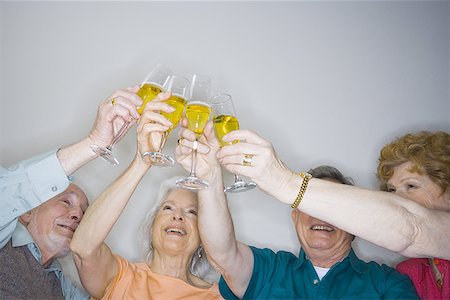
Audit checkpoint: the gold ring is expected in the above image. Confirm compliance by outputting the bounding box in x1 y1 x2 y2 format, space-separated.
242 154 254 167
177 138 183 145
111 98 116 105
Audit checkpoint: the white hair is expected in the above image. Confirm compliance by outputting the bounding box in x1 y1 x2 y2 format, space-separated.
138 176 217 282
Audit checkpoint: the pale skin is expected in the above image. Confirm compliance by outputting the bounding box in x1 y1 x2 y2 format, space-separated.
19 183 88 266
70 93 210 299
17 86 141 267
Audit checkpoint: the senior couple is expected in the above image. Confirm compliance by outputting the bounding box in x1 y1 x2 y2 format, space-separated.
1 87 448 299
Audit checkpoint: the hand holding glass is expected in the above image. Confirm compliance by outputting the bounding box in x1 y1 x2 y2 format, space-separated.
142 75 189 167
176 74 212 190
211 94 257 193
90 64 172 165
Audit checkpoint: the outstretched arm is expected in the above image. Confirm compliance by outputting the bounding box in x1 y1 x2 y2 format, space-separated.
216 129 450 259
0 87 142 249
70 93 173 298
176 121 254 298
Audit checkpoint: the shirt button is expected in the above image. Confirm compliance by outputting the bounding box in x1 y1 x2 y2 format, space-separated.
313 279 319 285
51 186 58 192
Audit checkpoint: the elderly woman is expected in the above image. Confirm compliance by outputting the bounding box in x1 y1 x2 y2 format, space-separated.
70 92 221 299
377 131 449 299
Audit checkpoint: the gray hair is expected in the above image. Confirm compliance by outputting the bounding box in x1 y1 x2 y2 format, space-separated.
138 176 215 281
308 165 354 186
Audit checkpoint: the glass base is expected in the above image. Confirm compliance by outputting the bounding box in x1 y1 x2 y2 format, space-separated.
176 176 209 190
142 151 175 167
225 181 257 193
91 144 119 166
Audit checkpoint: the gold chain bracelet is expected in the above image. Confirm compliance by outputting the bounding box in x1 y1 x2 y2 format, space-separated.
291 172 312 209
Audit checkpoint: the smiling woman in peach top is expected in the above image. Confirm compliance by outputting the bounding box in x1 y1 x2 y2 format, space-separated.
70 92 221 300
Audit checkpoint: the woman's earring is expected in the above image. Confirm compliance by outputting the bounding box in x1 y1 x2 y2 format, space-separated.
198 244 203 258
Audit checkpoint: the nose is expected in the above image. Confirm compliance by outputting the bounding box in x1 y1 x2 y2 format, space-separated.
70 207 84 223
172 209 184 222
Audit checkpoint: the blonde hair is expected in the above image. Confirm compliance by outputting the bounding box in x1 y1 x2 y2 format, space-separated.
377 131 450 194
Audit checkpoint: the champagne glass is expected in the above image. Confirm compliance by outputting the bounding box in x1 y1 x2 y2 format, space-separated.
91 64 172 165
142 75 189 167
211 94 257 193
176 74 212 190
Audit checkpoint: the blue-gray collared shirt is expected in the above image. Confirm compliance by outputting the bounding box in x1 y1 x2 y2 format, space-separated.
0 150 88 299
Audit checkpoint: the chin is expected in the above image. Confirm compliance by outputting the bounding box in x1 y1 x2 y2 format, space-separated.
49 233 71 258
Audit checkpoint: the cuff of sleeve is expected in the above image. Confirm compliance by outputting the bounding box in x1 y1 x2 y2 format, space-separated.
25 150 70 205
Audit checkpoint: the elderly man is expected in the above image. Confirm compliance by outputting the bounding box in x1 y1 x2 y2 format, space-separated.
0 86 142 299
175 127 419 299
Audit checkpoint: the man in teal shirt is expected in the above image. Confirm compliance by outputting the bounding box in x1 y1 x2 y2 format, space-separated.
180 140 419 300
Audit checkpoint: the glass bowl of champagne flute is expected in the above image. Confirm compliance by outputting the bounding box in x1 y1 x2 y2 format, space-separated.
176 74 212 190
142 75 189 167
90 64 172 165
211 93 257 193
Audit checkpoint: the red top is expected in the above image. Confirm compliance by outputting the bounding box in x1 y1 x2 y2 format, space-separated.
396 258 449 300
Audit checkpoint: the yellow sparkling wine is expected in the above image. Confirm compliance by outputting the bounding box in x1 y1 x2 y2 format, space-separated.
136 83 162 115
186 101 211 137
162 95 187 134
213 115 240 146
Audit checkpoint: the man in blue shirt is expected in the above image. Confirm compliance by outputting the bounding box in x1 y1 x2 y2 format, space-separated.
0 86 143 299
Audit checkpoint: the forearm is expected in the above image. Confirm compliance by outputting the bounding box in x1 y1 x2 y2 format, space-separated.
198 171 253 297
57 136 99 176
292 178 449 259
1 151 69 239
71 156 150 257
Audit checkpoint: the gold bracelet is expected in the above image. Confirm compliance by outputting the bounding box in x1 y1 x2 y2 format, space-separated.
291 172 312 209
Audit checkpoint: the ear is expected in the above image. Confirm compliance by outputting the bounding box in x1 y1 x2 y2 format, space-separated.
19 210 33 226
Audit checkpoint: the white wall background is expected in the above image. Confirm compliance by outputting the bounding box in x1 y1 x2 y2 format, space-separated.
1 0 449 287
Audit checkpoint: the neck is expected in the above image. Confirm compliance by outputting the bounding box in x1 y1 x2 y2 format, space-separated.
307 247 351 268
149 249 193 283
36 242 62 267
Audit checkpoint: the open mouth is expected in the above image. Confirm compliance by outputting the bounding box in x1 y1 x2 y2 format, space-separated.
165 227 187 236
310 225 334 232
58 224 75 232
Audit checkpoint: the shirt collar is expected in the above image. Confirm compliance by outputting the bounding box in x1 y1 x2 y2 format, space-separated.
11 222 35 247
293 248 362 274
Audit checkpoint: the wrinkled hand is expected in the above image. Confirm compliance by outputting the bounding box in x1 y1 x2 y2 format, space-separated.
88 86 143 147
175 119 222 182
136 92 174 163
216 129 292 195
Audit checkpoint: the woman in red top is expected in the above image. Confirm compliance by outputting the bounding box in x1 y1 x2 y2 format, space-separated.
377 131 449 299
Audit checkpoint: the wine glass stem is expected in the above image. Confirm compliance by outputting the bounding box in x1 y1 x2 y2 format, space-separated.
109 121 133 149
157 131 169 152
189 144 198 177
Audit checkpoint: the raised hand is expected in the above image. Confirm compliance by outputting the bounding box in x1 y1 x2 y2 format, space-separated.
88 86 142 148
216 129 293 195
136 92 174 164
175 119 222 182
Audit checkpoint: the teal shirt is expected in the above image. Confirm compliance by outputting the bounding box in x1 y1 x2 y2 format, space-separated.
219 247 419 299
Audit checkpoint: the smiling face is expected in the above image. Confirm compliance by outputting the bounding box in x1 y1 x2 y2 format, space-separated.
292 210 353 259
21 183 89 261
387 161 450 212
151 188 200 257
291 177 354 266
